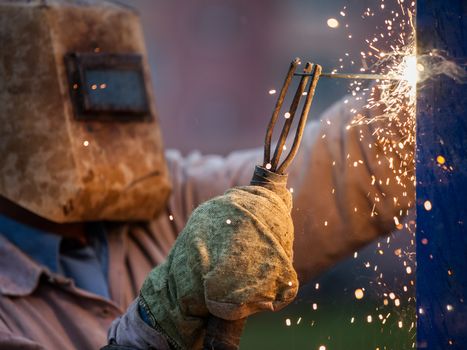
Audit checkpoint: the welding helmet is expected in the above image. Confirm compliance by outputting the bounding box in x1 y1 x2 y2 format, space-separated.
0 0 172 223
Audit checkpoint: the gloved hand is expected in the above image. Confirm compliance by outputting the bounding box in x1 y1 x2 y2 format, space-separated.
139 166 298 350
139 59 321 350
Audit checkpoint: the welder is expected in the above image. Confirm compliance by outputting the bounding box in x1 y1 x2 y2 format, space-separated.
0 1 413 349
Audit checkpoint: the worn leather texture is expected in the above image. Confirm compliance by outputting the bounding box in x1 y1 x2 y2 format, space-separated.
0 0 171 223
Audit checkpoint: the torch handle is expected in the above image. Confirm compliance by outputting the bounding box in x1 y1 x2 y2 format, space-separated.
202 315 247 350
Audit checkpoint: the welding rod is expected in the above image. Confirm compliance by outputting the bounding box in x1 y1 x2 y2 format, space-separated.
295 72 401 80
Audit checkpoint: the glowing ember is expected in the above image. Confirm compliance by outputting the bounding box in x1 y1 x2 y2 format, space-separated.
436 155 446 165
83 140 89 147
354 288 365 300
268 89 276 95
327 18 339 28
424 200 432 211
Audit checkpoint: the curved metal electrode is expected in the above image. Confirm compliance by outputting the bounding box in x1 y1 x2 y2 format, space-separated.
263 58 300 167
263 59 322 174
278 63 322 173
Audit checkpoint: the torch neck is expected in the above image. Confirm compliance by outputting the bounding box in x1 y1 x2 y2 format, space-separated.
250 165 291 210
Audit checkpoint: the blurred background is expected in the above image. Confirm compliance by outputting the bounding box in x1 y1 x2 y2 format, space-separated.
119 0 416 348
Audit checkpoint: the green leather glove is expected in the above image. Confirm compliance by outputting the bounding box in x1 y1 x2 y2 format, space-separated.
139 167 298 350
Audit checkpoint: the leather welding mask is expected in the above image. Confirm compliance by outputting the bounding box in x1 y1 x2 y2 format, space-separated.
0 0 172 223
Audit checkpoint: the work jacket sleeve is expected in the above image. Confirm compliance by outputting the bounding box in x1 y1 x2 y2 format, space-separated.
106 300 170 350
164 96 414 283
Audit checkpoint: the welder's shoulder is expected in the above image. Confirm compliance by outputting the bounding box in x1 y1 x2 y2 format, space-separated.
0 298 46 349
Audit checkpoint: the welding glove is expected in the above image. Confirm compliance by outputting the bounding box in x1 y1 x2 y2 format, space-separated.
139 166 298 350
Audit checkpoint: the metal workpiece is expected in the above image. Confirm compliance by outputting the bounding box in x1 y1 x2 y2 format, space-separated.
416 0 467 348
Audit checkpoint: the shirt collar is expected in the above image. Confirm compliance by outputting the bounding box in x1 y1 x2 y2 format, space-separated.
0 214 62 273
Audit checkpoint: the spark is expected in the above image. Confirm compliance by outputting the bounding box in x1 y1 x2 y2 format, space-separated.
436 155 446 165
83 140 89 147
327 18 339 28
355 288 365 300
424 200 432 211
400 55 418 97
268 89 276 95
226 219 232 225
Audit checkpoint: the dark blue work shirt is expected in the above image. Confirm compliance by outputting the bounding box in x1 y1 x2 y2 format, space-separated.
0 214 110 299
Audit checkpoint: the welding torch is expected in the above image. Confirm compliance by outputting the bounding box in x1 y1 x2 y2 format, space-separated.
202 60 396 350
